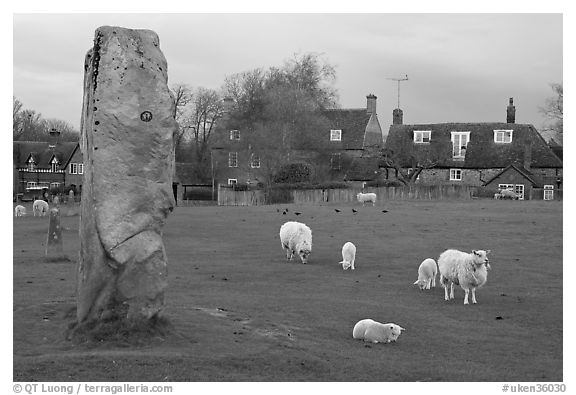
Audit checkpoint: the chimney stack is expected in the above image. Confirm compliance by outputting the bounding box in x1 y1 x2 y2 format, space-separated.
366 94 377 114
393 108 403 125
48 128 61 148
507 97 516 124
222 96 234 114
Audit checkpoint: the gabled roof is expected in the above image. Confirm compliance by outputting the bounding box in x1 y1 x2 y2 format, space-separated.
13 141 80 169
322 108 374 150
483 164 542 187
385 122 563 169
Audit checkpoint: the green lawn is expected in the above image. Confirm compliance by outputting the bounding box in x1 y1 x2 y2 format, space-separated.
13 199 563 381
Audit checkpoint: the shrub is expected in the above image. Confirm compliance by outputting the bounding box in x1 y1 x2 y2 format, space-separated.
273 163 312 184
365 179 404 188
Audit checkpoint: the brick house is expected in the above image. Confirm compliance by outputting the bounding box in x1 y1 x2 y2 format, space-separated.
13 132 83 200
383 98 563 199
211 94 385 186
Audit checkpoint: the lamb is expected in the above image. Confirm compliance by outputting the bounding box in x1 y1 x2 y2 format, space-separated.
279 221 312 264
352 319 405 343
413 258 437 290
14 205 27 217
339 241 356 270
438 249 491 305
32 200 49 216
356 192 377 206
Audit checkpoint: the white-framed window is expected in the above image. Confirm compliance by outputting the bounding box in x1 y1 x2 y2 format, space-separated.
26 181 37 189
70 163 78 174
449 168 462 181
414 130 431 143
330 153 342 170
250 154 261 169
228 152 238 168
494 129 513 143
27 157 36 171
544 185 554 201
228 179 237 185
451 131 470 159
229 130 240 140
499 183 524 200
50 157 59 172
50 182 60 189
78 163 84 174
330 129 342 141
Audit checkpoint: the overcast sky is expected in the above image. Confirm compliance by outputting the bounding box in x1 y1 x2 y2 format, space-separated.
12 13 563 134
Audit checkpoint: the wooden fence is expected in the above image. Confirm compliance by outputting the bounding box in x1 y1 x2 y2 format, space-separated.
218 184 477 206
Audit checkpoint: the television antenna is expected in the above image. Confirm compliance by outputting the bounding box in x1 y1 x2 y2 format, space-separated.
387 74 409 109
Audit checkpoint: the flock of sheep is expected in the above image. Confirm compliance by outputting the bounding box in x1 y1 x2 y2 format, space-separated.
14 200 50 217
279 192 492 345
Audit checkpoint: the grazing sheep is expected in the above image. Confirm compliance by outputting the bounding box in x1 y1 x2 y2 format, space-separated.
352 319 405 343
499 188 518 200
438 249 491 305
279 221 312 264
493 193 502 200
14 205 27 217
32 200 49 216
413 258 437 290
340 242 356 270
356 192 377 206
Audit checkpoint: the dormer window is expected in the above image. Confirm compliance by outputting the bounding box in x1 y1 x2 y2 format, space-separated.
494 129 513 143
414 130 431 143
451 131 470 159
27 157 36 171
330 129 342 141
50 157 60 172
230 130 240 140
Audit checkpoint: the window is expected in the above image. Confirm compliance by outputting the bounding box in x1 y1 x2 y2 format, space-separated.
499 183 524 200
26 181 37 189
27 157 36 171
450 168 462 181
494 129 513 143
228 152 238 167
70 163 78 174
330 129 342 141
250 154 261 169
50 157 59 172
78 164 84 175
229 130 240 140
451 131 470 159
544 185 554 201
50 182 60 189
228 179 237 185
414 130 431 143
330 153 341 170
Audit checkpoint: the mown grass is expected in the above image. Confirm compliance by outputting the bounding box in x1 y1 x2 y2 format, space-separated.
13 199 563 381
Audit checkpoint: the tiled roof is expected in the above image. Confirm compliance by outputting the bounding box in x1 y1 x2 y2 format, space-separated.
13 141 79 169
385 123 563 169
322 108 372 150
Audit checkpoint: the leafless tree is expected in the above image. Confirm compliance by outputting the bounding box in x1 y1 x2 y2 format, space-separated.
539 83 563 143
380 148 438 186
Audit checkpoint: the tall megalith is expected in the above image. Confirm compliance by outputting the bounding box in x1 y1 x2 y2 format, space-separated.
77 26 177 325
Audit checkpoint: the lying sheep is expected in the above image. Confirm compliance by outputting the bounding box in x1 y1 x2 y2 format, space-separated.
438 249 491 305
352 319 405 343
14 205 27 217
279 221 312 264
413 258 437 290
32 199 49 216
340 241 356 270
499 188 518 200
356 192 377 206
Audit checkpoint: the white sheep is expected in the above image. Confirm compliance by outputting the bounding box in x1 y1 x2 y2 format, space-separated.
352 319 405 343
14 205 27 217
356 192 377 206
493 193 502 200
32 200 49 217
438 249 491 305
279 221 312 264
339 241 356 270
498 188 518 200
413 258 437 290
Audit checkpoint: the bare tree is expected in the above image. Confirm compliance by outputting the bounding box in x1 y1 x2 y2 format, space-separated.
380 148 439 186
539 83 563 143
13 96 24 138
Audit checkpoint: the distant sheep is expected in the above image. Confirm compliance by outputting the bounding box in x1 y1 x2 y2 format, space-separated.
279 221 312 264
413 258 437 290
352 319 405 343
493 193 502 200
340 242 356 270
14 205 27 217
356 192 377 206
438 249 491 305
32 200 49 217
498 188 518 200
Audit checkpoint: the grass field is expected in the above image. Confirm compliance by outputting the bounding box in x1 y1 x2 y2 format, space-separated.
13 199 563 382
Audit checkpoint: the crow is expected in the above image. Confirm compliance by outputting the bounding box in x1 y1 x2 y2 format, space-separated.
294 212 301 216
352 208 358 213
334 209 341 213
382 210 388 213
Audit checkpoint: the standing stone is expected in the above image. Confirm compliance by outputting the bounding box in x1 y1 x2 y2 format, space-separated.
77 26 177 325
45 208 64 259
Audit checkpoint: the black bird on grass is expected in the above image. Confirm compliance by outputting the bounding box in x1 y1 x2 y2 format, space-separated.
382 210 388 213
334 209 341 213
294 212 302 216
352 208 358 214
282 211 287 215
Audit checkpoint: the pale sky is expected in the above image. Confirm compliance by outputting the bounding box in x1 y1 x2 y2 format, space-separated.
12 12 563 133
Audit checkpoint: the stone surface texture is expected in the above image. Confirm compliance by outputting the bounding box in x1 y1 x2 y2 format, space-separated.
77 26 177 324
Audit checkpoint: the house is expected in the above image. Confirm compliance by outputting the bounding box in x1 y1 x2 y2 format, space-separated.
383 98 563 199
210 94 385 186
13 131 83 201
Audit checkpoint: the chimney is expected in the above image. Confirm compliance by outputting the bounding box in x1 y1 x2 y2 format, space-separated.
393 108 403 125
507 97 516 124
366 94 377 114
48 128 61 149
523 141 532 171
222 96 234 115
